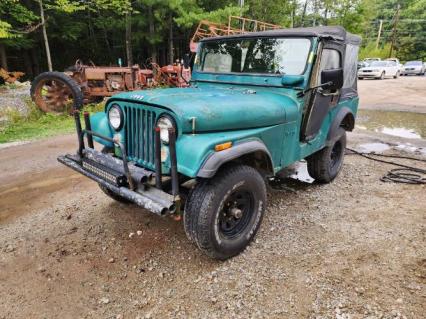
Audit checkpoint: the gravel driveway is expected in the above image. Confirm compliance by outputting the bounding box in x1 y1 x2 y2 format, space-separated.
0 77 425 318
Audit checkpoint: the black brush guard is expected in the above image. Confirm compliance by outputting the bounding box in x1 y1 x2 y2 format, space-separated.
57 111 180 216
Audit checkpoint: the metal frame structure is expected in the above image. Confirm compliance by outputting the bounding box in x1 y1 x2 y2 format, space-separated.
190 16 281 52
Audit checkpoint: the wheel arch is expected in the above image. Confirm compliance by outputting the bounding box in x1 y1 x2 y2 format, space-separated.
327 106 355 141
196 140 274 178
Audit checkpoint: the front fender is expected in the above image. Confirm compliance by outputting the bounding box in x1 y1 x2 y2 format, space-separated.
175 125 283 178
90 112 113 147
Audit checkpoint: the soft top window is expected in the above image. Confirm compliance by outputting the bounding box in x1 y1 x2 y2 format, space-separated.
199 37 311 76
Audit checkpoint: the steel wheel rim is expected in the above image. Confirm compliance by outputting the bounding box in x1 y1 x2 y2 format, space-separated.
218 188 254 239
34 79 74 114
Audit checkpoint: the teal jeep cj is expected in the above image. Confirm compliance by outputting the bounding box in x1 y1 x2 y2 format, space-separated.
59 26 361 260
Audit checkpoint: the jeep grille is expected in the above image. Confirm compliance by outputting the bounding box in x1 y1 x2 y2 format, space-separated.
123 104 157 171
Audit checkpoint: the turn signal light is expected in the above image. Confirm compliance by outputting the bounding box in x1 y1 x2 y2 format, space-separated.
215 142 232 152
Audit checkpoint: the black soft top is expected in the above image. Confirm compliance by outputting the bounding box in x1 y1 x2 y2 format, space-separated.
202 25 361 46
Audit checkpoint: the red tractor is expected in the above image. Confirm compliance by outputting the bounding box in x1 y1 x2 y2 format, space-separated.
30 59 190 114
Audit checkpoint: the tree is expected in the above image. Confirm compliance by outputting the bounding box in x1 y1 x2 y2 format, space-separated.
0 0 38 71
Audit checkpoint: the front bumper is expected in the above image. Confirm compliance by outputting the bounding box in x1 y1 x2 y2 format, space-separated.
358 71 381 78
57 111 179 216
401 69 421 75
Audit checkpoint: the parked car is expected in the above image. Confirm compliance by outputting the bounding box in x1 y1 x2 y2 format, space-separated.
58 26 361 260
401 61 425 76
358 60 400 80
386 58 402 70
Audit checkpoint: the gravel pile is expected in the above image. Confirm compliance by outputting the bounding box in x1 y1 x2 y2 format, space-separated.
0 82 32 124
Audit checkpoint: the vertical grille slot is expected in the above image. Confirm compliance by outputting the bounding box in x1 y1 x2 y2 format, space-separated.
123 105 156 170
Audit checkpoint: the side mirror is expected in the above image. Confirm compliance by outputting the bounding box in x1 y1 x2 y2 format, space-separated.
183 53 190 69
321 68 343 91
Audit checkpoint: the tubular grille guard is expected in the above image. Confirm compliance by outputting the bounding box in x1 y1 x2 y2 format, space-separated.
60 110 181 215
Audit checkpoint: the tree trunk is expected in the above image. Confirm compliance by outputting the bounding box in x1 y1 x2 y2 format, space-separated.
23 50 33 79
31 47 40 76
125 11 133 66
38 0 52 71
148 6 157 63
324 7 329 25
168 14 174 64
0 43 7 71
301 0 309 27
87 10 98 55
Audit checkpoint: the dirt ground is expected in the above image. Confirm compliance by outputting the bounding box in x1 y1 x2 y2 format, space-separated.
0 77 425 318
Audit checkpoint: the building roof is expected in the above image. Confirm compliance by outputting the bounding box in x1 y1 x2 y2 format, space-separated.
202 25 362 46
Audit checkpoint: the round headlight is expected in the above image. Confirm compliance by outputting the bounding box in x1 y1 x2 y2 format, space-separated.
157 116 174 144
108 105 123 130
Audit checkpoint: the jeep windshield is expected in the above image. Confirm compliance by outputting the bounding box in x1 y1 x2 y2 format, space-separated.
199 37 311 76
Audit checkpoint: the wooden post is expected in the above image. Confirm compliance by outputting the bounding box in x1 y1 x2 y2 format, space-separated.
375 19 383 49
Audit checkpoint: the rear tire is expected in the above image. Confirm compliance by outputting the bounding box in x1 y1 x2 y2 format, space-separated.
184 165 266 260
307 128 346 183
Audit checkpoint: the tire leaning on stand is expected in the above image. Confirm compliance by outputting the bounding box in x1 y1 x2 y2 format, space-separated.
30 71 84 114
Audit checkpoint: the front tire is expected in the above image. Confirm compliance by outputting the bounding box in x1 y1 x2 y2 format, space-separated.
307 128 346 183
184 165 266 260
393 71 400 79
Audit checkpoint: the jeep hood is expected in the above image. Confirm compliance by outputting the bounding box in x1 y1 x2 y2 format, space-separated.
112 87 298 133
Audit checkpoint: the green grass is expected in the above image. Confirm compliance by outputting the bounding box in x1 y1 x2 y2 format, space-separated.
0 98 105 144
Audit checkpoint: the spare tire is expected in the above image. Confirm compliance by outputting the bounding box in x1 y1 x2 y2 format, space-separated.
31 71 84 114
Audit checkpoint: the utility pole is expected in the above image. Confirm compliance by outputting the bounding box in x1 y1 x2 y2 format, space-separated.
389 4 400 58
38 0 52 71
375 19 383 49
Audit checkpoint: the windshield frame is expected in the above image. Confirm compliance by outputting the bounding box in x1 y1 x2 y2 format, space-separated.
196 36 314 78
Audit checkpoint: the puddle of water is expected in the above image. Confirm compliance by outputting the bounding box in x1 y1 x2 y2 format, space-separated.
395 143 426 155
357 110 426 140
357 142 391 153
380 127 421 139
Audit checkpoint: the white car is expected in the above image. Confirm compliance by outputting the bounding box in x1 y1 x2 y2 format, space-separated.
358 60 400 80
401 61 425 76
386 58 403 70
